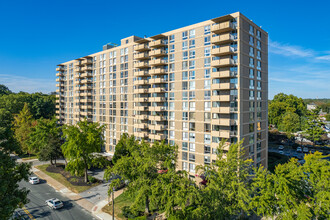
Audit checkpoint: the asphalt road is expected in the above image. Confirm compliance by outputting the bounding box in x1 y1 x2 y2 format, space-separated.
18 175 96 220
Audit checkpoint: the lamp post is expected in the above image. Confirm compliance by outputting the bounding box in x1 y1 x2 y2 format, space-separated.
112 187 115 220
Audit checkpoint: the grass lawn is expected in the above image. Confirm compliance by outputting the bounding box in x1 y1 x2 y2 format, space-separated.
36 164 99 193
20 154 38 160
268 152 290 173
102 192 134 220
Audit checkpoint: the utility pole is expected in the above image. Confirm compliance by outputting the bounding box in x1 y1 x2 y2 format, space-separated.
112 187 115 220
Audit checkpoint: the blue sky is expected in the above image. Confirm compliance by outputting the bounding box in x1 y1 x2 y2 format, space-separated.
0 0 329 99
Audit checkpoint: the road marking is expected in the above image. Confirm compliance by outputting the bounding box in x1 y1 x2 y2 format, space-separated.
22 206 36 220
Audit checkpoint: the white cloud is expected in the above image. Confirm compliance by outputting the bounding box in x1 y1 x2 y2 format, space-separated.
0 74 55 94
315 55 330 61
269 40 315 57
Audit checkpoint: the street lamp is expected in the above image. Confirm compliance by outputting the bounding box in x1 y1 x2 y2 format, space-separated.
112 187 115 220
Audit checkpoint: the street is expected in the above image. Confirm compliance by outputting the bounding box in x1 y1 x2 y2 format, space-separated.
18 175 96 220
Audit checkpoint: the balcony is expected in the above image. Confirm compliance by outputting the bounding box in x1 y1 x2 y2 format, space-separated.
136 114 148 120
149 59 168 66
211 130 230 139
150 87 166 93
134 52 149 60
149 115 166 121
211 46 236 56
135 132 148 139
134 123 148 129
150 106 167 111
56 66 65 72
135 97 149 102
211 95 231 102
135 106 148 111
150 49 167 57
76 68 83 72
211 21 235 34
150 97 166 102
135 61 149 68
81 59 93 65
149 133 166 141
134 79 149 85
135 44 150 52
56 78 65 82
81 79 93 84
136 88 149 94
149 39 167 48
211 33 237 45
211 69 237 78
213 118 230 126
150 68 168 75
56 72 64 77
212 106 230 113
211 83 231 90
150 77 167 84
81 72 93 78
211 58 237 67
135 70 149 77
149 124 166 131
81 66 93 72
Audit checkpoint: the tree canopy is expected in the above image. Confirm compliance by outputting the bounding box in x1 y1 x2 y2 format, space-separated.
269 93 306 129
61 120 106 183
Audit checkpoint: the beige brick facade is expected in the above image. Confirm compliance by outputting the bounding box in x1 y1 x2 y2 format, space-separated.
56 12 268 175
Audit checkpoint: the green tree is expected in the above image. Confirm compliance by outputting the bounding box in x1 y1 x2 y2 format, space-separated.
279 111 301 138
13 103 35 154
269 93 306 128
105 137 194 216
0 109 31 220
304 109 325 144
251 153 330 219
0 84 12 96
111 133 133 164
28 117 62 165
189 140 253 219
61 120 105 183
326 114 330 121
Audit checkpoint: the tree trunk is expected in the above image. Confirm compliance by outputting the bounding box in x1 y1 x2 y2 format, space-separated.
50 157 54 165
84 159 88 183
145 195 149 215
54 157 57 166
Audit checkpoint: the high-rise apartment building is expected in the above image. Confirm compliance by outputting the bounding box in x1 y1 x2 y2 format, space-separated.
56 12 268 173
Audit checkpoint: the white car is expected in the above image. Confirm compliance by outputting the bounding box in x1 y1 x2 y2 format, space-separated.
29 177 40 185
278 145 284 150
46 198 64 209
296 147 302 152
303 147 309 153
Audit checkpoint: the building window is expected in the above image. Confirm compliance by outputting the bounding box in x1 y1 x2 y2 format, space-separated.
183 51 188 60
204 58 211 67
204 47 211 56
189 143 195 152
182 41 188 50
249 69 254 78
189 153 195 162
170 44 175 53
189 50 195 59
204 134 211 144
182 152 188 160
189 29 195 38
204 25 211 35
170 54 175 62
182 132 188 141
204 69 210 78
182 31 188 40
189 163 195 173
182 162 188 171
189 60 195 69
204 36 211 45
169 73 175 81
182 71 188 80
182 142 188 150
189 39 195 49
189 71 195 80
169 34 175 43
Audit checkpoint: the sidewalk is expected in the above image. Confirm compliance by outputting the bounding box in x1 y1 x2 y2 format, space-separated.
33 166 123 220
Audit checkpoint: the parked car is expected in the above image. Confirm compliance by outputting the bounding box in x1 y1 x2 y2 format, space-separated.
45 198 63 209
279 150 284 155
292 152 298 158
303 147 309 153
278 145 284 150
296 147 302 152
310 149 315 154
29 177 40 185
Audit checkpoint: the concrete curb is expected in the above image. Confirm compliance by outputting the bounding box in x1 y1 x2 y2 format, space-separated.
33 166 113 220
